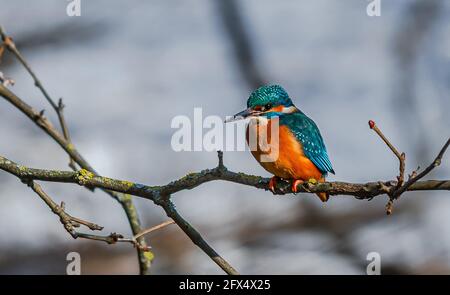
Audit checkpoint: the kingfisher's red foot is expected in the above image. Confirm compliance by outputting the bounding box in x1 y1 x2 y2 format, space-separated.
291 179 304 193
268 176 279 193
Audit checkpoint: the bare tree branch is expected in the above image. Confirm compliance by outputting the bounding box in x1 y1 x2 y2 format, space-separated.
160 198 239 275
1 154 448 203
0 27 151 273
0 155 241 274
0 27 76 169
393 138 450 198
369 120 449 214
27 180 103 235
17 178 151 252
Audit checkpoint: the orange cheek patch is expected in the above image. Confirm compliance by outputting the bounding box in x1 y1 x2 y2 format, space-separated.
269 105 284 113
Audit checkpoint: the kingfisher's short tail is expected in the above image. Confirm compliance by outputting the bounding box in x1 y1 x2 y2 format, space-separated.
316 177 329 202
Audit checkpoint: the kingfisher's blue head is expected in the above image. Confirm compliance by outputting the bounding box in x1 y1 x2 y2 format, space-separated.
226 85 296 122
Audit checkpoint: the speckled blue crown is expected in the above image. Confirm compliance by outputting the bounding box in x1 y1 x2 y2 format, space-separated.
247 85 293 108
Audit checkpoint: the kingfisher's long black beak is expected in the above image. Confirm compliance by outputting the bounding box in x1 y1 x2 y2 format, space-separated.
224 108 261 123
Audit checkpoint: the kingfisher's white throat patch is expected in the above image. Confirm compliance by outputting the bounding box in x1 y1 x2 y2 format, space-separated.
282 106 297 114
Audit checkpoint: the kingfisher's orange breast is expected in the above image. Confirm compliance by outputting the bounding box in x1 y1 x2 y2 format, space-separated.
246 119 323 181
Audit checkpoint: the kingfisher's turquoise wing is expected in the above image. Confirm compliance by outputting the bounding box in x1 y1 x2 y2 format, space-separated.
280 112 335 176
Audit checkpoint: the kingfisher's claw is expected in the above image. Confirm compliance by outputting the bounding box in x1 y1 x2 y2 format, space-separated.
268 176 278 193
291 179 304 193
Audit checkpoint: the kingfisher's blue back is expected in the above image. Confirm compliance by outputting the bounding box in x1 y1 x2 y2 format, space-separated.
280 111 335 176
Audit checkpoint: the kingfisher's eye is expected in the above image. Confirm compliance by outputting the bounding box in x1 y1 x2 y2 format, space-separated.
263 103 272 111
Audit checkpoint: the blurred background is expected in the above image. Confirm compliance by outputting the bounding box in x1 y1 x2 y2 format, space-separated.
0 0 449 274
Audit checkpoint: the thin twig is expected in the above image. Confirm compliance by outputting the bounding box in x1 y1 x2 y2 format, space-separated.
0 42 4 61
109 220 177 253
75 232 152 252
369 120 406 187
369 120 406 214
26 180 103 237
0 70 15 86
393 138 450 198
133 220 175 240
76 232 123 243
0 27 56 109
0 27 76 170
57 98 76 170
15 176 153 254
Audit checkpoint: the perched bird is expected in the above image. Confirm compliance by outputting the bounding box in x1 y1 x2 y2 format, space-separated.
226 85 334 202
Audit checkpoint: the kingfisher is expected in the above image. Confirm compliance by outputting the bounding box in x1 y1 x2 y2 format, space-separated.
226 85 334 202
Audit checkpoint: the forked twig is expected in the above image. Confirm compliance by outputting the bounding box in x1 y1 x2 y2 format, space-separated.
369 120 406 188
393 138 450 198
369 120 449 214
26 180 103 237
